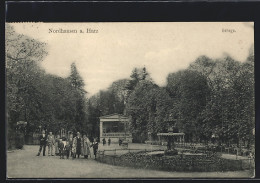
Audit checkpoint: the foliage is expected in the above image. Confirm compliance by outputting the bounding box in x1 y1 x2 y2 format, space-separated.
126 80 172 142
125 67 152 100
6 25 89 149
6 24 254 148
166 70 210 142
86 79 128 138
87 54 254 146
188 54 254 146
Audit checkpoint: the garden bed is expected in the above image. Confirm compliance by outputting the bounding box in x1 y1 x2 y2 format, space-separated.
96 150 253 172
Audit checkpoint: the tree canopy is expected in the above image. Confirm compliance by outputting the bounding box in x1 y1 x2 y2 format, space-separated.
6 25 89 147
7 24 254 149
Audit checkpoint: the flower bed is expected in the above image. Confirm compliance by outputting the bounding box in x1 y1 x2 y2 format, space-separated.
96 150 252 172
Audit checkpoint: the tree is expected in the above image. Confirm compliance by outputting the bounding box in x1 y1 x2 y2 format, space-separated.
126 80 156 142
6 24 48 148
6 25 90 149
232 49 254 147
68 62 88 134
125 66 152 101
188 53 254 147
126 80 172 142
166 69 210 142
69 63 86 93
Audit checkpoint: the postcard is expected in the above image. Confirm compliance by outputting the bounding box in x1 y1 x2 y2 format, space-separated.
6 22 255 178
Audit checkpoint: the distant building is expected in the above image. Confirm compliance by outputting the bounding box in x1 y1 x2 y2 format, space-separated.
99 113 132 143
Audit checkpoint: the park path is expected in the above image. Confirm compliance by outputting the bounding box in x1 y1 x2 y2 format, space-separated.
7 145 253 178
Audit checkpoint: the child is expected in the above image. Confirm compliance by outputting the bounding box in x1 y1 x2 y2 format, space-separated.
71 145 76 159
91 138 99 160
59 137 67 159
64 139 71 159
58 138 65 159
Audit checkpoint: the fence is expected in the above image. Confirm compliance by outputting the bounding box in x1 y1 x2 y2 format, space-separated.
98 148 156 156
24 133 40 145
102 133 131 137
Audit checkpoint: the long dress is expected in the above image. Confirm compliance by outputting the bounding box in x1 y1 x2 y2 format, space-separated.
82 137 91 157
73 136 82 156
68 136 73 156
55 137 60 155
89 145 94 158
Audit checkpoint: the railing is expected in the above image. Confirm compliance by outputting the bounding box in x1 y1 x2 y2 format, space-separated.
97 148 160 157
102 133 131 137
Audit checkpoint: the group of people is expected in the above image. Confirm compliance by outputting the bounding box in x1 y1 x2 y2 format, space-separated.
36 130 99 159
102 137 111 146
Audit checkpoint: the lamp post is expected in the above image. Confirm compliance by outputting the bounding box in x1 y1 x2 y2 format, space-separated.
125 118 127 141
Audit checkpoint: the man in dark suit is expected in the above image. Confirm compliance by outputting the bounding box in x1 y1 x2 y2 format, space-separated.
37 130 48 156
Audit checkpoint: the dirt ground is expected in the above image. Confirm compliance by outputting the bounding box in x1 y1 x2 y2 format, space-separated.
7 145 254 178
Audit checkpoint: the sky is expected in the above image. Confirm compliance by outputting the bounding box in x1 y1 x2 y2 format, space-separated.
10 22 254 97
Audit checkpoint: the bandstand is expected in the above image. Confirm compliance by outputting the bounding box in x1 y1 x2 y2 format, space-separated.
99 113 132 143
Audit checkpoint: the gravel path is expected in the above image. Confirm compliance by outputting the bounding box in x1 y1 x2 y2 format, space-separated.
7 145 254 178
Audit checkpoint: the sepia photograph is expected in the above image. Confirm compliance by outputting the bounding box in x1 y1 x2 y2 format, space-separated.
6 22 255 178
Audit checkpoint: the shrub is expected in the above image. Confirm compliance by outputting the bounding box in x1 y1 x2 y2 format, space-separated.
164 149 178 156
97 149 253 172
7 129 16 150
15 132 25 149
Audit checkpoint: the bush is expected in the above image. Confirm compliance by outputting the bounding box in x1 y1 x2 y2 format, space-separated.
7 129 16 150
15 132 25 149
164 149 178 156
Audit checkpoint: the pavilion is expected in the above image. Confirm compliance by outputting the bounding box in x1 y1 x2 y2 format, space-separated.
99 113 132 143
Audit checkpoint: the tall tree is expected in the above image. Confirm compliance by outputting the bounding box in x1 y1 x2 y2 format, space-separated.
69 63 86 93
166 70 210 142
6 24 48 146
126 80 172 142
68 62 88 134
188 54 254 146
125 66 152 101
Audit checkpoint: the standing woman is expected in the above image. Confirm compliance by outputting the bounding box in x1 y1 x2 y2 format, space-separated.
82 134 91 159
68 133 74 158
73 132 82 159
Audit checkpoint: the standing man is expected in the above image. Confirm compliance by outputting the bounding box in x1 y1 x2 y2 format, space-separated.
73 132 82 158
37 130 48 156
47 131 55 156
91 138 99 160
108 137 111 146
102 138 106 146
